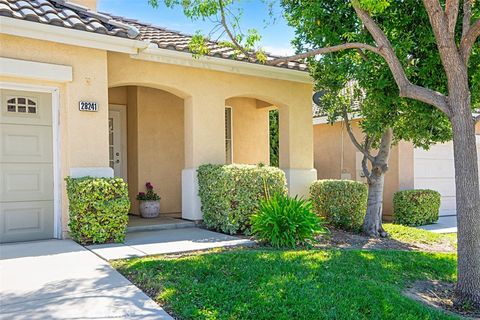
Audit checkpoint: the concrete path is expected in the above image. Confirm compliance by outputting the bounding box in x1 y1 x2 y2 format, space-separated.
0 240 172 320
417 215 457 234
87 227 254 260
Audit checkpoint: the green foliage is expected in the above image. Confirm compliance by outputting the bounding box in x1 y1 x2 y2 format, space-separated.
269 109 279 167
114 249 457 320
393 189 441 226
310 179 368 231
283 0 480 149
250 193 326 248
197 164 287 235
65 177 130 245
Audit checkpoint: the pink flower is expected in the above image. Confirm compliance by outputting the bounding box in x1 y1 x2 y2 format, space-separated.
146 182 153 190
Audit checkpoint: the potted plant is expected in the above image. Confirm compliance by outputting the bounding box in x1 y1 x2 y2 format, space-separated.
136 182 161 218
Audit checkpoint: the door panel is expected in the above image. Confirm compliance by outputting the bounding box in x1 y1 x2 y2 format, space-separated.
0 89 54 243
0 201 54 243
0 124 53 163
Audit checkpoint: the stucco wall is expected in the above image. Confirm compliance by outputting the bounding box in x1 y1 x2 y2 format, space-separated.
313 120 406 218
1 34 109 235
107 52 314 170
226 97 270 165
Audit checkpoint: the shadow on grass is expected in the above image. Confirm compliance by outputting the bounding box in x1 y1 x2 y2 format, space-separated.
115 249 458 320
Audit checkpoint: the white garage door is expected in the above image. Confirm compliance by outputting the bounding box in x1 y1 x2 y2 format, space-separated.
414 138 480 216
0 89 54 243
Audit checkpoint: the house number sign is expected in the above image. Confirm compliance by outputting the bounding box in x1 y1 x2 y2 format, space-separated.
79 101 98 112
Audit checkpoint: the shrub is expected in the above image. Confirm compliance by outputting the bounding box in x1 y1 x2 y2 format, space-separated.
251 193 326 248
310 179 368 231
66 177 130 244
393 189 441 226
197 164 287 235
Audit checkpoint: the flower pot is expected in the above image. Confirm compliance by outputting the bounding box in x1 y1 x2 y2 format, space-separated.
139 200 160 218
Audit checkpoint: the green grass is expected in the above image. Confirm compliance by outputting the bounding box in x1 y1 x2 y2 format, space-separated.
384 223 457 247
114 249 458 320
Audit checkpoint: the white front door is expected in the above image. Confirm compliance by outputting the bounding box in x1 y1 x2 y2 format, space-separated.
0 89 54 243
109 110 123 178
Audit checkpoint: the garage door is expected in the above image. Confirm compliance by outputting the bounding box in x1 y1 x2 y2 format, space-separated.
0 89 54 243
414 138 480 216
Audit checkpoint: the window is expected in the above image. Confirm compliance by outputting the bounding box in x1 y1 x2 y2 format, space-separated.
225 107 233 164
6 97 37 114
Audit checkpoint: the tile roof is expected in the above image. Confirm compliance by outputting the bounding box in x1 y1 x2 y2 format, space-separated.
0 0 307 71
0 0 139 38
108 15 308 71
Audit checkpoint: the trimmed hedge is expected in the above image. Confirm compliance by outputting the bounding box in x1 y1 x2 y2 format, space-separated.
310 179 368 231
66 177 130 244
197 164 287 235
393 189 441 226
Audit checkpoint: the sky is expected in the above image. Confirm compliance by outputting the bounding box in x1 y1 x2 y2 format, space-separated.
97 0 296 56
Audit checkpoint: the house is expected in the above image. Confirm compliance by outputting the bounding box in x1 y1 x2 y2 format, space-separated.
0 0 317 243
313 117 480 220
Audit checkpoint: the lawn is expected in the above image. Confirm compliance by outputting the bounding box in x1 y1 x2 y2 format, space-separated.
383 224 457 247
114 249 458 319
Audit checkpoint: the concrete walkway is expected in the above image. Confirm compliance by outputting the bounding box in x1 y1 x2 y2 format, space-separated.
87 227 254 260
417 215 457 234
0 240 172 320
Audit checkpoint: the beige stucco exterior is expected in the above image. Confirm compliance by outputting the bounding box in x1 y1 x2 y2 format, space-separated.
313 120 414 219
1 26 315 237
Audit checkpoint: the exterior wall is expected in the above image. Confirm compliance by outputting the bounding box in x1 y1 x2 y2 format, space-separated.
107 52 314 170
108 52 316 219
313 120 408 219
108 86 184 215
476 122 480 134
0 34 109 236
226 97 270 165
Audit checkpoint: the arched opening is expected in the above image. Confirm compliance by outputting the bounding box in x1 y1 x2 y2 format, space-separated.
224 96 280 166
108 85 185 220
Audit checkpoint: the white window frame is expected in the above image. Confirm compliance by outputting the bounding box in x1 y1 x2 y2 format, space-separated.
0 82 62 239
225 106 233 164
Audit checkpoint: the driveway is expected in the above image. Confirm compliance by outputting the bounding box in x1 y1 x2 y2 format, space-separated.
0 240 172 320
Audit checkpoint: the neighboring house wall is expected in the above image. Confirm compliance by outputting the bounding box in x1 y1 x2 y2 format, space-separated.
313 120 413 219
0 34 109 237
226 97 270 165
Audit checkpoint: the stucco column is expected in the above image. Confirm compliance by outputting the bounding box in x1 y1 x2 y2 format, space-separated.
278 100 317 197
182 93 226 220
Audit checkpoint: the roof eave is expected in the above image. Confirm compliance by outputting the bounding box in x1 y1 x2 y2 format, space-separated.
0 16 148 54
134 46 313 84
0 17 313 84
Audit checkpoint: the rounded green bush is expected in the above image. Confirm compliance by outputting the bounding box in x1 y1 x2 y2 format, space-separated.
66 177 130 245
309 179 368 232
197 164 287 235
393 189 440 226
250 193 326 248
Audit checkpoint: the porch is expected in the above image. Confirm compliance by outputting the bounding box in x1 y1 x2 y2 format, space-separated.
106 52 317 222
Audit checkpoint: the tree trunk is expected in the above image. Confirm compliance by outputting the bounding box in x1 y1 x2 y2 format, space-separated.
363 172 387 237
450 108 480 307
362 128 392 237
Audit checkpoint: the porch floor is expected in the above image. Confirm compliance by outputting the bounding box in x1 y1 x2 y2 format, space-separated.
127 214 195 233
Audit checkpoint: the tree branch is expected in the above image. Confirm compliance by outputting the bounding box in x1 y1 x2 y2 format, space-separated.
462 0 473 39
445 0 460 35
218 0 255 62
352 2 452 117
361 136 372 183
460 19 480 64
342 106 375 162
267 43 381 65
